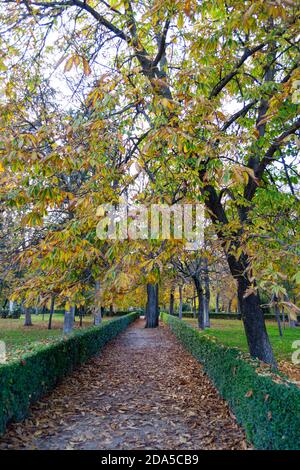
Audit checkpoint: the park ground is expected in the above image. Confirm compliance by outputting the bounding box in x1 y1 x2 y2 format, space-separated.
0 314 117 361
184 318 300 383
0 319 249 450
0 315 299 382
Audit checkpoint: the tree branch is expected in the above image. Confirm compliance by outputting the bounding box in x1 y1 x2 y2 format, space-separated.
221 100 258 131
153 18 170 66
209 43 266 99
257 116 300 177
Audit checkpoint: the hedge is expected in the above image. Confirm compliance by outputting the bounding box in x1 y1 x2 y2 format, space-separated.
161 312 300 450
0 312 139 435
170 311 300 322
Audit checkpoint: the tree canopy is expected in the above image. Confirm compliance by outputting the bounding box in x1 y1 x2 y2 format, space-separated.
0 0 299 364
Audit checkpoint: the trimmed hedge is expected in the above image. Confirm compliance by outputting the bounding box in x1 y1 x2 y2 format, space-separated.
0 312 139 435
161 312 300 450
108 309 143 317
170 310 300 321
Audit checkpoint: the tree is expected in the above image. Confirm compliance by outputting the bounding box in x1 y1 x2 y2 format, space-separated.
0 0 299 365
145 283 159 328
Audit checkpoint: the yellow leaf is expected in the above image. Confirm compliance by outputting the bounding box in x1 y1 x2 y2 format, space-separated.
74 54 80 66
64 56 74 73
96 206 105 217
83 57 91 76
0 161 4 172
177 13 184 29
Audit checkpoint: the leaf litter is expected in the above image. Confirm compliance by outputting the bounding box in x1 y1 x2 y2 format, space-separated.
0 319 250 450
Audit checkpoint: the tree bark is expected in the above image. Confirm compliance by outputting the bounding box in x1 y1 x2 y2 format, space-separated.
79 306 84 327
199 159 276 365
237 298 242 320
178 285 183 320
193 276 205 330
203 258 210 327
215 291 220 313
9 300 14 315
237 273 277 366
94 280 102 325
169 287 175 316
109 304 114 316
48 296 55 330
63 305 75 334
273 295 283 337
192 292 196 318
145 283 159 328
24 308 32 326
281 306 285 329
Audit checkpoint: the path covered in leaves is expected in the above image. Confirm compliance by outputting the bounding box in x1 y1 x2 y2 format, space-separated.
0 319 249 450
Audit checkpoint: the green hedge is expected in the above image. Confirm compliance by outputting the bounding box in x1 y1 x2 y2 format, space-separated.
108 309 143 317
0 312 139 435
161 312 300 450
170 311 300 321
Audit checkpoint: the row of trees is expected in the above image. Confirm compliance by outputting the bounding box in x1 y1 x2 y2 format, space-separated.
0 0 299 366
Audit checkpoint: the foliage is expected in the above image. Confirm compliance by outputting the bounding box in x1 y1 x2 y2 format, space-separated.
161 313 300 450
0 312 139 435
0 0 299 358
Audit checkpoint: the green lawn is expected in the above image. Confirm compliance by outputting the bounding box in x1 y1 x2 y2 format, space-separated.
0 314 116 361
184 318 300 363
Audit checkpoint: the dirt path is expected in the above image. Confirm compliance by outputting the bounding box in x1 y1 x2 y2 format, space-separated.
0 319 249 450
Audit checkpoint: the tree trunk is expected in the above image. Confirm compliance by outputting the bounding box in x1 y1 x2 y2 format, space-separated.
193 276 204 330
281 306 285 329
145 283 159 328
273 295 283 337
79 306 84 327
109 304 114 316
237 298 242 320
237 275 276 366
178 285 183 320
94 308 102 325
228 299 232 313
192 292 196 318
24 308 32 326
63 305 75 334
200 183 276 365
94 280 102 325
9 300 14 315
169 287 175 316
215 292 220 313
203 258 210 327
48 296 55 330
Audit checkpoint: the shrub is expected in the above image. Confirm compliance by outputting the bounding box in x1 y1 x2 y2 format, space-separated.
161 312 300 450
169 310 300 322
0 312 139 435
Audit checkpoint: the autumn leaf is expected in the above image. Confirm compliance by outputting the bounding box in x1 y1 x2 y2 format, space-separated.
82 57 91 76
64 56 74 73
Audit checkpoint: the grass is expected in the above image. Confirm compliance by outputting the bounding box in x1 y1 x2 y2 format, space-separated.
184 318 300 363
0 314 117 361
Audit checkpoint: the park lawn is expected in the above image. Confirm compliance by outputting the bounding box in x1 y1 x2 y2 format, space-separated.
184 318 300 363
0 314 116 361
